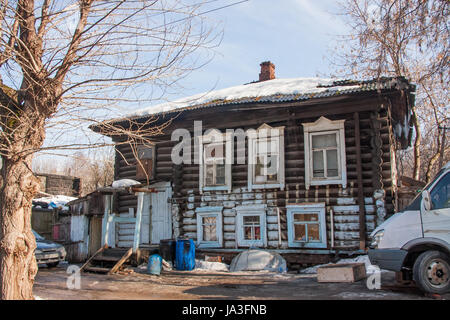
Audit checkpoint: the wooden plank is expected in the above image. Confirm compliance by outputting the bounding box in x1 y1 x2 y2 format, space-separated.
133 192 144 253
354 112 366 251
317 263 366 283
108 248 133 274
84 266 111 274
80 244 107 272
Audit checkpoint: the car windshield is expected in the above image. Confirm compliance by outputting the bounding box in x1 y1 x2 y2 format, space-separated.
32 230 45 241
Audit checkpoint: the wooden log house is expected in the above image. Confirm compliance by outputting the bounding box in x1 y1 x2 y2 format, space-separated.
92 62 415 267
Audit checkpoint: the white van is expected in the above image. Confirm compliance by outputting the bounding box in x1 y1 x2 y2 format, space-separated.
368 162 450 294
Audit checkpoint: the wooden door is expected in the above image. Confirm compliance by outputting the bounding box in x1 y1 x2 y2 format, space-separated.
149 182 172 244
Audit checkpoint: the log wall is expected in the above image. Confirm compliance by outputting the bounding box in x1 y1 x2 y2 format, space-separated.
112 94 400 255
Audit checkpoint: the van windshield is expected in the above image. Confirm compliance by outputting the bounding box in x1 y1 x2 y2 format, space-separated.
404 167 447 211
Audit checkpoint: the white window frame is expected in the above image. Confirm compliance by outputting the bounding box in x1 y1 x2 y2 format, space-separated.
198 129 233 193
286 203 327 248
196 206 223 248
302 117 346 190
248 124 285 191
236 204 267 247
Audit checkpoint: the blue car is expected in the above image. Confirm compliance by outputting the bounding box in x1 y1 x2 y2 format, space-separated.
33 230 66 267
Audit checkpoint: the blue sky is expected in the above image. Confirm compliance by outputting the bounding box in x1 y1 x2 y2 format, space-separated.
160 0 349 103
35 0 352 167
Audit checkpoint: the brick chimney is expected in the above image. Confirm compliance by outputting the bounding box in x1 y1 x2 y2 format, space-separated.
259 61 275 82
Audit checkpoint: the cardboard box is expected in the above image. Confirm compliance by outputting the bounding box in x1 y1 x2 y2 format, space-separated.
317 263 367 283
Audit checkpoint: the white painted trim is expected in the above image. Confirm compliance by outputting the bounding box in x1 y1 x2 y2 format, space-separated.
199 130 232 193
236 204 267 247
302 117 347 190
286 203 327 248
247 124 285 191
196 206 223 248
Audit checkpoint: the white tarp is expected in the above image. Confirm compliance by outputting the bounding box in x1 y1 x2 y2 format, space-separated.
229 249 287 273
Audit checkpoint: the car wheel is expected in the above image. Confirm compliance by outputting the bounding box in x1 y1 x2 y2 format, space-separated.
47 262 59 268
413 250 450 294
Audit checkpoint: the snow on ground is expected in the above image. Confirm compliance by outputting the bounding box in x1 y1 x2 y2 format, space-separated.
33 195 77 211
195 259 229 272
300 255 387 275
126 78 360 118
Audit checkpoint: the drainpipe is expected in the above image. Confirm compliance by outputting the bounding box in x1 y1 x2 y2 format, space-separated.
330 209 334 249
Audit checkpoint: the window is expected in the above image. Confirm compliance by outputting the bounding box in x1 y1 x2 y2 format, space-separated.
302 117 346 190
248 124 285 191
136 144 155 181
196 207 223 248
236 205 267 247
430 173 450 210
287 203 327 248
199 130 232 193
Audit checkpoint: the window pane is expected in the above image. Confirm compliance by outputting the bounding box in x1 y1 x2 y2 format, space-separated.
205 164 214 185
293 213 319 222
138 148 153 159
244 226 253 240
243 216 260 224
308 224 320 241
216 164 225 185
254 226 261 240
312 134 337 149
202 217 217 241
265 155 279 182
326 149 339 177
243 226 261 240
313 151 324 177
257 138 278 154
294 224 306 241
204 143 224 160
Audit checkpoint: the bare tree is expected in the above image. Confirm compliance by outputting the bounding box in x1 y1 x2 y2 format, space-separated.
0 0 221 299
332 0 449 181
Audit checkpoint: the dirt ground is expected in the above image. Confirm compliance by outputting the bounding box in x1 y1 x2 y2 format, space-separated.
32 263 450 300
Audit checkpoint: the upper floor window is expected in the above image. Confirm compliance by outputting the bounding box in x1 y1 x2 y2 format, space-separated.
248 124 285 191
136 144 155 181
199 129 232 193
302 117 346 190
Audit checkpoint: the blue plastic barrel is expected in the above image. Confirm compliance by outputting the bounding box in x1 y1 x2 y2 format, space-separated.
175 239 195 271
147 254 162 275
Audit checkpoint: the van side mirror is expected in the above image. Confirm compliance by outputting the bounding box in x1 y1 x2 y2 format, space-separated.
422 190 432 211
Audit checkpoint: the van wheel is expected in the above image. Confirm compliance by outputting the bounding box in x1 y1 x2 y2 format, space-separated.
413 250 450 294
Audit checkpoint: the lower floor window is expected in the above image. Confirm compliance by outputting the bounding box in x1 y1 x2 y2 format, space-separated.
196 207 223 248
287 203 326 248
202 216 218 241
243 216 261 241
236 205 267 247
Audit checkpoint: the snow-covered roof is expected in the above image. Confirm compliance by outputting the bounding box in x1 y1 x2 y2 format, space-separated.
98 76 413 126
32 195 78 211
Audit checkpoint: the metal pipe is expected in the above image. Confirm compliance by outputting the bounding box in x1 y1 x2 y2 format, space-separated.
277 207 282 246
330 209 334 249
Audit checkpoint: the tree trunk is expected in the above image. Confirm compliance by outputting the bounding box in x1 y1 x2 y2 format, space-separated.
0 156 39 300
411 107 421 181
